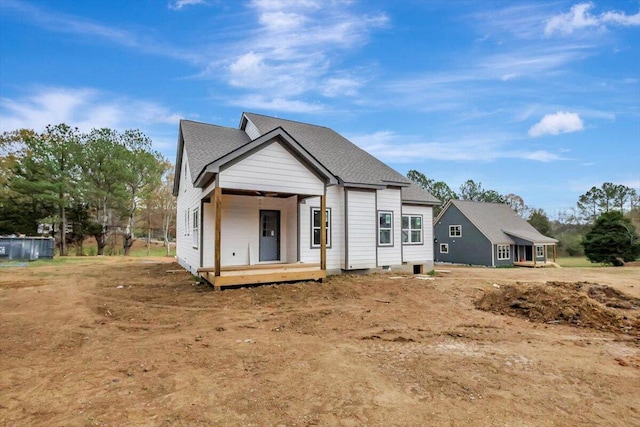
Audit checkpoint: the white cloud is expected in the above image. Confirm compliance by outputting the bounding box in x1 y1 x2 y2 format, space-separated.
258 11 307 32
0 87 183 155
321 77 362 97
528 112 584 137
545 2 640 36
168 0 207 10
346 130 564 163
220 0 387 104
2 0 198 63
227 95 324 113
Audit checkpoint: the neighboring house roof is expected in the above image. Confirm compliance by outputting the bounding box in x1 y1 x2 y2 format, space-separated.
174 113 439 204
438 199 557 245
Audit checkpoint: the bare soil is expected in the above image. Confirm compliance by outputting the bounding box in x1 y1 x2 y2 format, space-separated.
1 259 639 426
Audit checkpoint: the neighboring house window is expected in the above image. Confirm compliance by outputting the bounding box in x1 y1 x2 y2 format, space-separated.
311 207 331 248
449 225 462 237
378 211 393 246
192 208 199 248
536 245 544 257
497 244 510 260
440 243 449 253
402 215 423 244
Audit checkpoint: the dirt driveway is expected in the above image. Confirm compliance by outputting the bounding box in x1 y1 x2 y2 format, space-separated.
1 258 639 426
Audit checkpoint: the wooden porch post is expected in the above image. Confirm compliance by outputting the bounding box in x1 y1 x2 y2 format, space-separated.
214 187 222 280
533 245 537 266
320 192 327 273
553 245 557 263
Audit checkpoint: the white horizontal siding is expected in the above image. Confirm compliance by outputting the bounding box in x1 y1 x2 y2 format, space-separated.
175 148 203 274
298 186 344 270
219 141 324 195
346 190 376 270
402 205 434 263
243 117 261 140
376 188 402 266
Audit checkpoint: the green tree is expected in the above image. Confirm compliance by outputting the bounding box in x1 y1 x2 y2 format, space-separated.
81 128 130 255
3 125 81 254
406 170 457 215
458 179 505 203
527 208 553 237
505 193 527 217
582 211 640 266
577 186 604 223
142 162 176 256
119 130 164 256
577 183 638 223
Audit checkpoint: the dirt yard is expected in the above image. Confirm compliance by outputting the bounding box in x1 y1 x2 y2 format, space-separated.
1 259 639 426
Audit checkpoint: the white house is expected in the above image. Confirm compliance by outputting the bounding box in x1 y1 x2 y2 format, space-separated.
173 112 440 289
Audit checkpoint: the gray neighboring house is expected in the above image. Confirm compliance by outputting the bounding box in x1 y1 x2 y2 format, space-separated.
433 200 558 267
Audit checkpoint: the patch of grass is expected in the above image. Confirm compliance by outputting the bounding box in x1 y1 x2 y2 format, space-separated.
556 257 596 268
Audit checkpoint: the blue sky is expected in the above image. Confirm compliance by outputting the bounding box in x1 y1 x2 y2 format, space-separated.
1 0 639 217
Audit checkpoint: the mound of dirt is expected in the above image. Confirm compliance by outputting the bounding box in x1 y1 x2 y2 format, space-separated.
476 281 640 336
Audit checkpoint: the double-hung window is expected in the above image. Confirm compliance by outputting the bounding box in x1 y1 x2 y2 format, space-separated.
497 244 510 260
192 208 199 248
378 211 393 246
449 225 462 237
536 245 544 258
311 207 331 248
402 215 423 244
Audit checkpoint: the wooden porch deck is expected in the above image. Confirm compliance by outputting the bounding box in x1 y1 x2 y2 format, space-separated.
197 263 325 290
514 261 560 268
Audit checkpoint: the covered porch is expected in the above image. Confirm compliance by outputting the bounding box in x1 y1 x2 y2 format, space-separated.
503 229 558 268
200 186 329 290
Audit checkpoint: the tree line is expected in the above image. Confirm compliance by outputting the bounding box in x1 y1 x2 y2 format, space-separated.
407 170 640 263
1 124 176 256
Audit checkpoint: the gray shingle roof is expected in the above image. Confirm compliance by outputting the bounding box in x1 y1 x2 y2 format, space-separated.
177 113 439 204
401 183 441 205
450 200 557 244
180 120 251 183
243 113 411 187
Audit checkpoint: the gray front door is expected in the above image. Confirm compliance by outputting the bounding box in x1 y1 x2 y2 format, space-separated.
259 210 280 262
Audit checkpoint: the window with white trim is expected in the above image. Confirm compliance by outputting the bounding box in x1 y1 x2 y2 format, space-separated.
192 208 199 248
449 225 462 237
402 215 423 244
440 243 449 253
311 207 331 248
497 245 510 260
378 211 393 246
536 245 544 258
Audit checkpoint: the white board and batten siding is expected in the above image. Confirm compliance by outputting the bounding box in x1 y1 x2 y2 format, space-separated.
219 141 324 196
376 188 402 267
200 194 298 268
345 189 377 270
401 205 434 264
176 147 203 274
298 186 344 271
